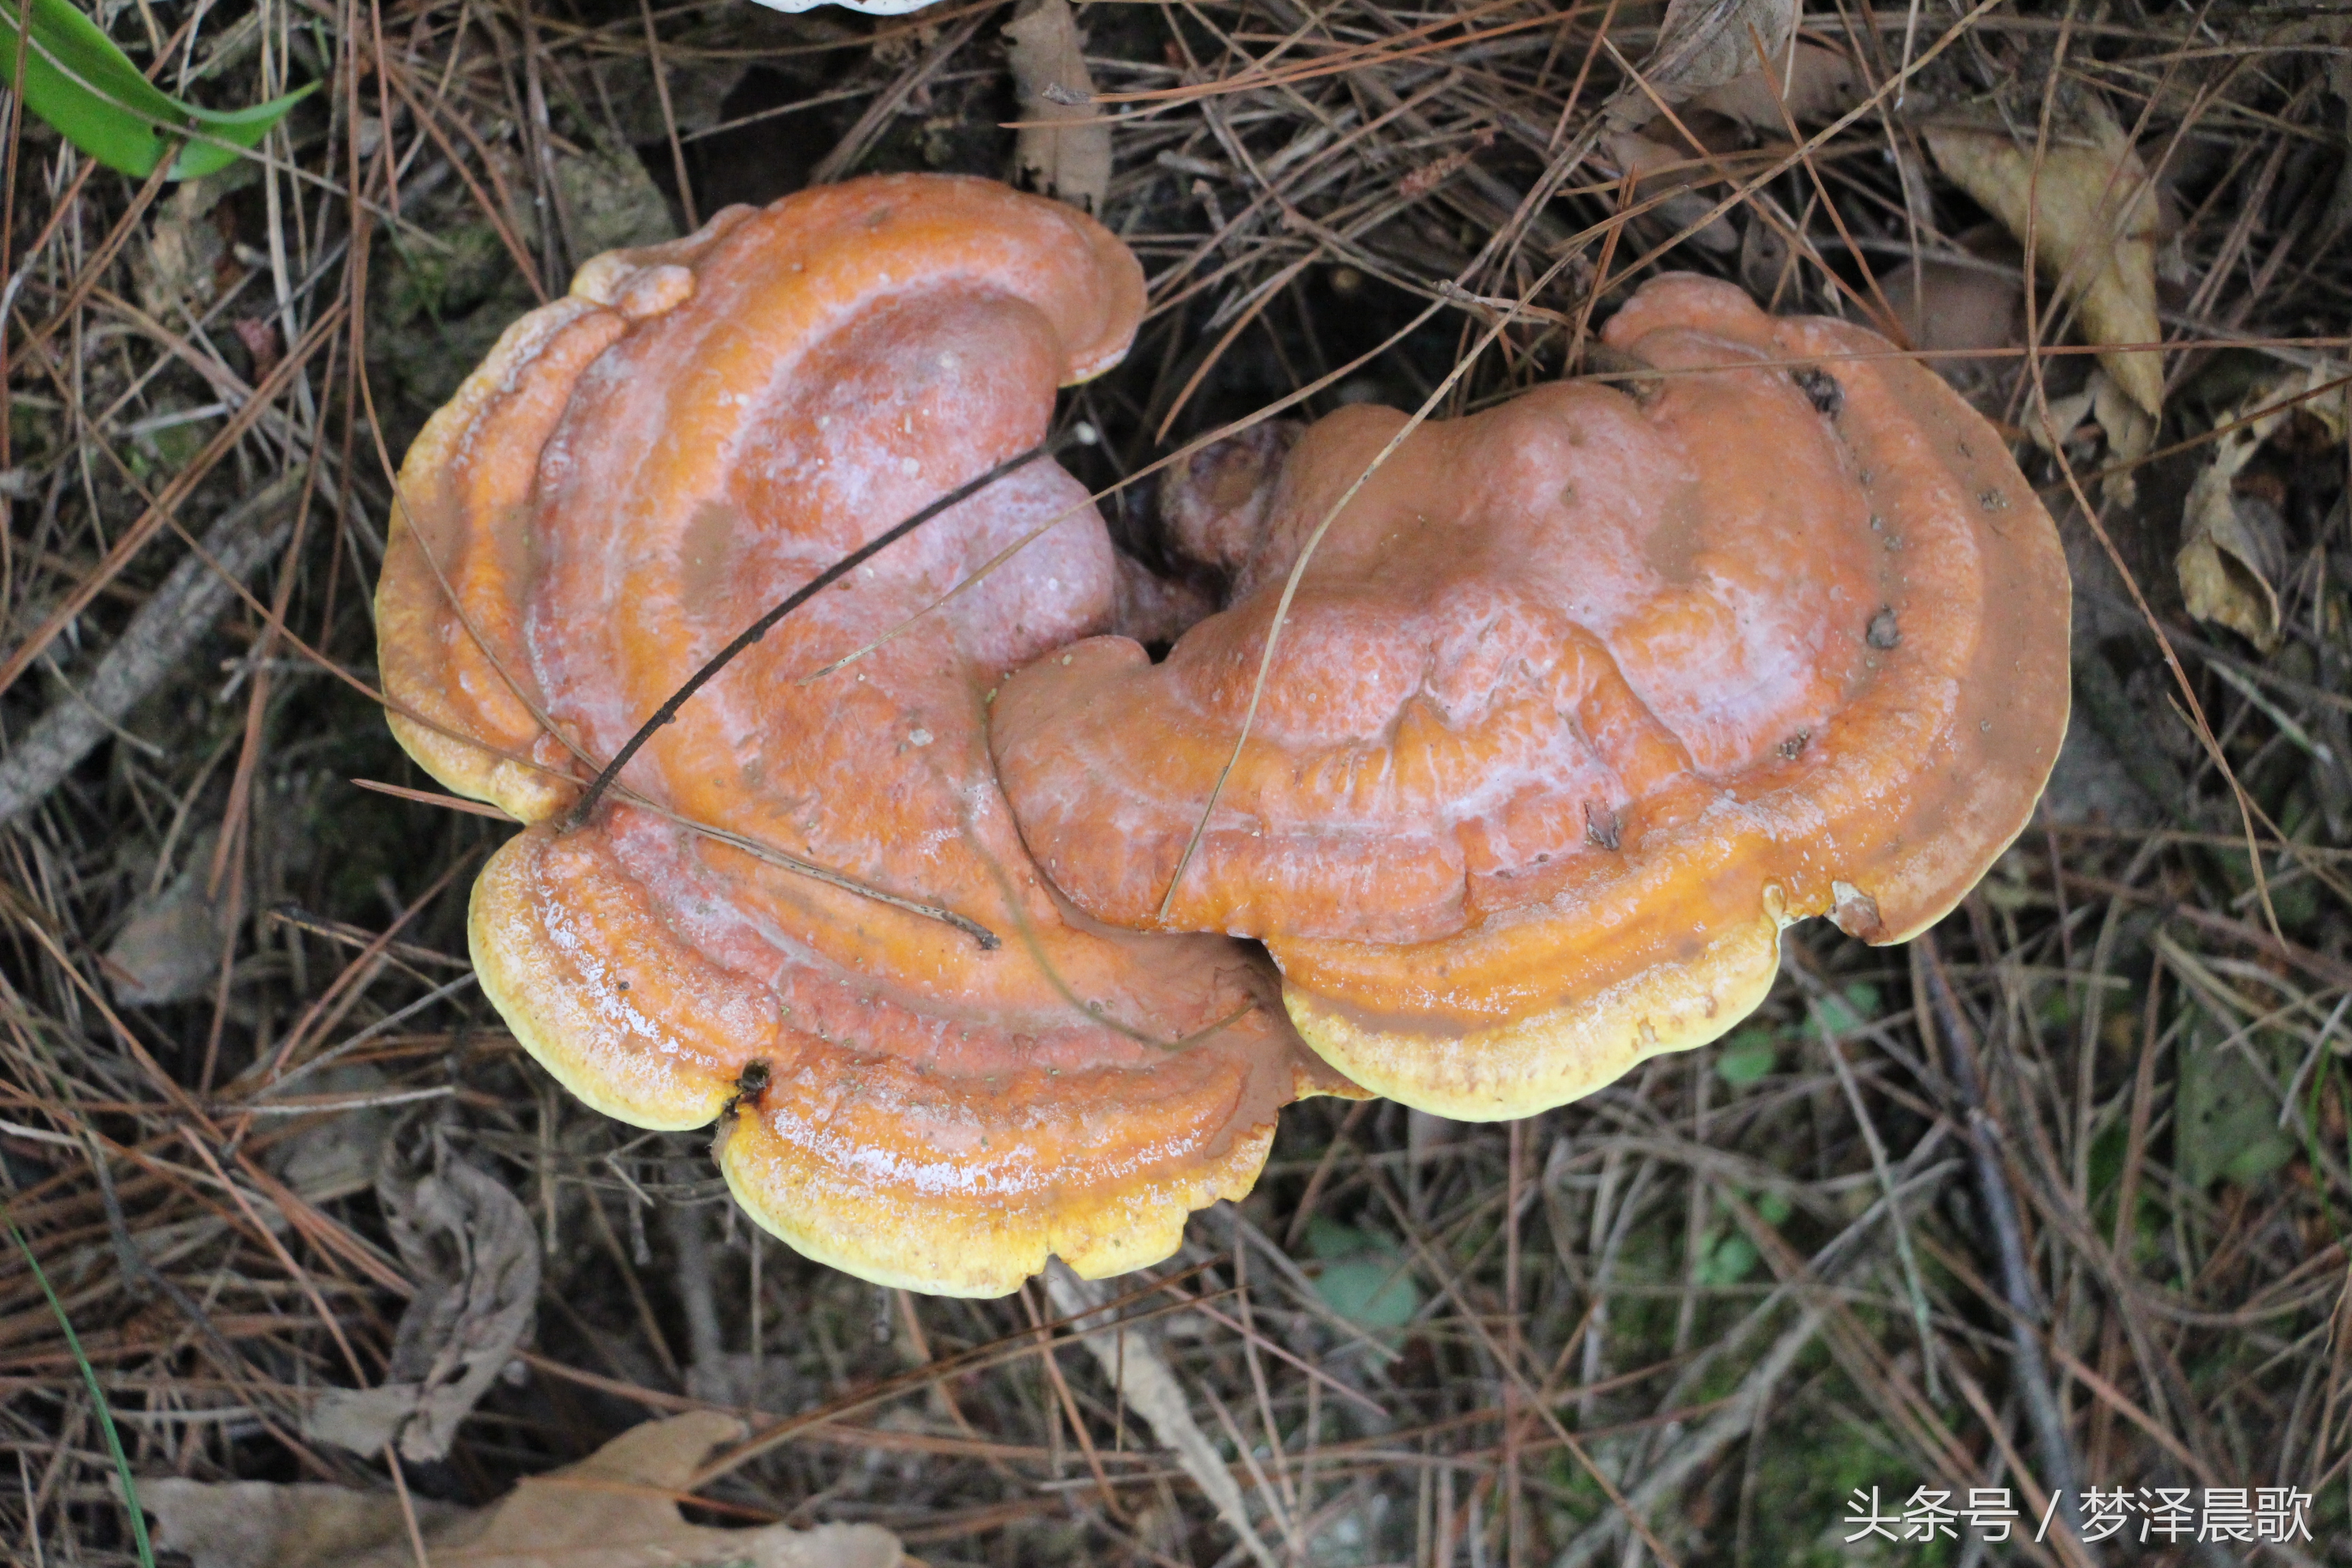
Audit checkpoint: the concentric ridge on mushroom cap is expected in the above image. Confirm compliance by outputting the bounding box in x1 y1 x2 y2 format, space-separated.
992 274 2072 1120
376 176 1352 1297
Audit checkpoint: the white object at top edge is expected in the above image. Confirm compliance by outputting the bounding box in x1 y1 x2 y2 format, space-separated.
743 0 940 13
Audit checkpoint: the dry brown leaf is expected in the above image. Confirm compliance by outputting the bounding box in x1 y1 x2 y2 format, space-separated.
146 1414 903 1568
2176 361 2351 650
1924 96 2164 416
105 860 229 1006
1605 0 1799 129
306 1123 540 1460
142 1480 466 1568
2027 369 2154 501
1005 0 1109 214
2088 368 2155 507
2027 383 2098 459
1601 131 1740 253
2179 471 2285 651
1693 39 1865 131
264 1065 395 1202
132 182 228 321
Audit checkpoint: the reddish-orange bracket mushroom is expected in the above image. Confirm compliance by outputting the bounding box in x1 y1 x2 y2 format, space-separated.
992 274 2072 1120
378 176 1354 1296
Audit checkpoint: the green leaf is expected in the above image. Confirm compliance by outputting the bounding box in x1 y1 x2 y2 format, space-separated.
1714 1027 1778 1085
1813 981 1882 1034
1695 1232 1758 1288
1315 1255 1422 1332
1303 1218 1422 1332
1303 1215 1373 1262
0 0 314 180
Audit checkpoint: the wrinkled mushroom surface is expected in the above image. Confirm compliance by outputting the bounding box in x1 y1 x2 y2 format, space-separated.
378 176 1350 1296
992 274 2071 1120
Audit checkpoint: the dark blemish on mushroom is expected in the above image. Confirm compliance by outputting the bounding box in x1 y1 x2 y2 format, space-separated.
1866 608 1900 649
1979 489 2008 512
1778 729 1810 760
1583 801 1621 850
722 1058 774 1120
617 980 630 992
1793 367 1844 416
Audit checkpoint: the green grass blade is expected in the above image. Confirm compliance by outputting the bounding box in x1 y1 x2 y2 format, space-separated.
5 1209 156 1568
0 0 314 180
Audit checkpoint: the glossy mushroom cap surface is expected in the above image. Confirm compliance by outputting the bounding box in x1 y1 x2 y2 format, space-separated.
992 274 2071 1120
377 175 1350 1296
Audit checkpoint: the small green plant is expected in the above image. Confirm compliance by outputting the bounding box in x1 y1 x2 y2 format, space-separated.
1305 1217 1422 1333
0 0 313 180
1715 1026 1779 1085
1814 981 1881 1034
6 1210 154 1567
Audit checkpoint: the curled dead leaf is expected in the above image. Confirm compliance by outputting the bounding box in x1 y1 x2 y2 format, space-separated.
2028 382 2097 459
1605 0 1799 129
1925 94 2164 416
1602 131 1740 253
2031 368 2155 507
2089 368 2155 506
105 860 229 1006
1693 39 1865 131
146 1413 903 1568
2176 360 2351 651
2179 473 2285 651
1005 0 1109 214
141 1480 467 1568
305 1122 539 1460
